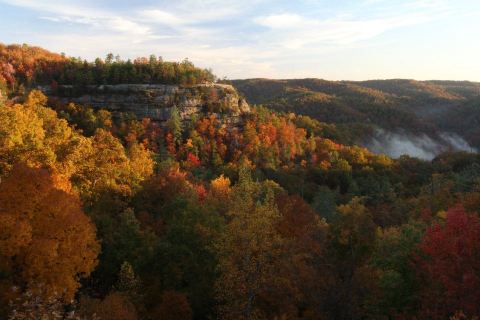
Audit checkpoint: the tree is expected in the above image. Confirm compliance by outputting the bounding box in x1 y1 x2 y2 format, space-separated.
0 78 6 105
208 174 231 211
0 163 100 303
167 105 182 148
115 261 144 313
326 197 377 320
273 194 329 318
105 53 114 65
416 205 480 319
0 90 86 181
215 168 285 320
24 89 48 108
134 169 221 318
370 222 424 318
91 207 157 294
127 142 154 187
312 185 338 222
0 98 48 176
72 129 152 200
151 291 193 320
94 292 138 320
116 262 141 294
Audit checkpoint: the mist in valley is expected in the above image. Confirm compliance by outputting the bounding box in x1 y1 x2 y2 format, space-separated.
366 129 477 160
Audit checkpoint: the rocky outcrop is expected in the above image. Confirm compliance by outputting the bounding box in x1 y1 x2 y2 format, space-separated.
40 83 250 121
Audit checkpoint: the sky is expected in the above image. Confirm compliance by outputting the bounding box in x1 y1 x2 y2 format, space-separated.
0 0 479 80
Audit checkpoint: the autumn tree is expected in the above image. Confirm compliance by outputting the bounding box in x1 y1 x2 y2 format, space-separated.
94 292 138 320
71 128 153 201
416 205 480 319
0 94 50 176
205 174 232 214
0 163 100 305
272 194 329 318
127 142 154 186
151 291 193 320
215 168 286 320
325 197 377 320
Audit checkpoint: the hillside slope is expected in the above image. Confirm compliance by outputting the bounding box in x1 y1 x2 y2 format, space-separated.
231 78 480 158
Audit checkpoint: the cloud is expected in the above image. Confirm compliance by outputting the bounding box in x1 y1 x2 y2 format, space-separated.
2 0 153 37
138 9 184 27
164 0 255 21
254 4 446 49
255 13 305 29
108 17 151 35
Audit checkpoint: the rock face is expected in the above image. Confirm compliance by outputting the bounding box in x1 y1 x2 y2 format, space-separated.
40 83 250 121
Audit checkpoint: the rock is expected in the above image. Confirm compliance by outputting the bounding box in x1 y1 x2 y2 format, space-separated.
40 83 250 121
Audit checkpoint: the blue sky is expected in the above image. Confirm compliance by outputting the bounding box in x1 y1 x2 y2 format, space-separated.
1 0 479 80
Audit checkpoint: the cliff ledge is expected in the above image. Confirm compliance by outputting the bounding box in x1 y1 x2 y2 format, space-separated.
40 83 250 121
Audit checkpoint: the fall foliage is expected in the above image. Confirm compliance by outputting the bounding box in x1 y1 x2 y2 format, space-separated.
0 163 99 304
1 45 480 319
416 206 480 319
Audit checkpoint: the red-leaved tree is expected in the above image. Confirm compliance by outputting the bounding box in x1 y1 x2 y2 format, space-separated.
416 205 480 319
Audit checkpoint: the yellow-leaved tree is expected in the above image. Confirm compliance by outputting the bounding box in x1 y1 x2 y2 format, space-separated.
215 168 285 320
0 90 154 201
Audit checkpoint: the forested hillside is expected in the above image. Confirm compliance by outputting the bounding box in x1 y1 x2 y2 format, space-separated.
231 78 480 157
0 43 214 97
1 44 480 320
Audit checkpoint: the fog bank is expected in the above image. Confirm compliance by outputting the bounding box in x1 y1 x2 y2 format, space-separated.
366 129 476 160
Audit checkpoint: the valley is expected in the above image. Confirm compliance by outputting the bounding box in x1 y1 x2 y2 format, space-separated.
232 78 480 159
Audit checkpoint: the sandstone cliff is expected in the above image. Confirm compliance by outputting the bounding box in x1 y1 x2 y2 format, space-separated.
40 83 250 121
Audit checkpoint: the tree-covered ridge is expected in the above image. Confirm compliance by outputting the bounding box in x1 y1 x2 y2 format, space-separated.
1 89 480 319
231 78 480 149
232 78 480 107
0 43 65 95
0 43 215 96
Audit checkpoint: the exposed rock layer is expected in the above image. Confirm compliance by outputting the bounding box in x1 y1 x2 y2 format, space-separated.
40 83 250 121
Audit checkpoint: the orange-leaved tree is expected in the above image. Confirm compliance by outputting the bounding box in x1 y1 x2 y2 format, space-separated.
0 163 100 303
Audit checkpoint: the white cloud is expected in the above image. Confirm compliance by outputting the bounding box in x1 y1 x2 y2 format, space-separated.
255 13 305 29
2 0 153 37
138 9 184 27
165 0 255 21
108 17 151 35
254 6 446 49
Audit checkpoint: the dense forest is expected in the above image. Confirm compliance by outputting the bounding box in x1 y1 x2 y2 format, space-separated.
0 43 215 96
1 44 480 320
231 78 480 153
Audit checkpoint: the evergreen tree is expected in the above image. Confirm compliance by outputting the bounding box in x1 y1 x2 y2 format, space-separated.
167 105 182 147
